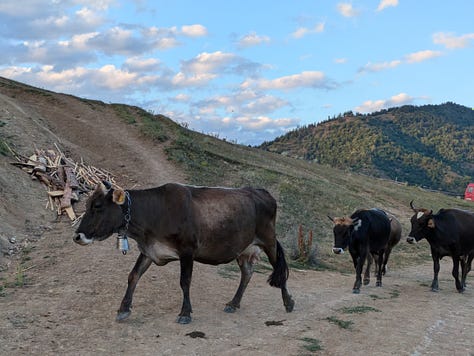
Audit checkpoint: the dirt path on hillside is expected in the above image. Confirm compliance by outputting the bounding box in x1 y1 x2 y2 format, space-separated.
1 222 474 356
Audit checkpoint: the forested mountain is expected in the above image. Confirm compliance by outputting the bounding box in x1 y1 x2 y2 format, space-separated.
259 103 474 194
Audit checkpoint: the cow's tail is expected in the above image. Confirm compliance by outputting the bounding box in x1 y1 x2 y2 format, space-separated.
268 240 290 288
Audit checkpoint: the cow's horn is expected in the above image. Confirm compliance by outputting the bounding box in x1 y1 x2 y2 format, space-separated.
327 215 335 223
410 200 416 211
102 180 112 190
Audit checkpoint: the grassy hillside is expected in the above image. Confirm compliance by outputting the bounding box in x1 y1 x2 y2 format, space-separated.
258 103 474 195
2 77 473 274
111 104 474 272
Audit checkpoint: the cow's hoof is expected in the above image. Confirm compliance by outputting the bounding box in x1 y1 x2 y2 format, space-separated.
285 298 295 313
177 315 192 324
352 288 360 294
363 278 370 285
457 288 465 293
376 282 382 287
431 287 439 292
116 311 131 322
224 305 237 313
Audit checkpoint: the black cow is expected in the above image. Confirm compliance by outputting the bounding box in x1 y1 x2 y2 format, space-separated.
329 209 391 293
74 182 295 324
365 212 402 282
408 201 474 292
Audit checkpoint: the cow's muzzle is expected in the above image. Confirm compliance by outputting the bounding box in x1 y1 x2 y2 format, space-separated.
332 247 344 255
73 233 94 245
406 237 417 244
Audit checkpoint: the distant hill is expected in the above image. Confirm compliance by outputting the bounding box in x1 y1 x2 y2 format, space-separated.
258 103 474 194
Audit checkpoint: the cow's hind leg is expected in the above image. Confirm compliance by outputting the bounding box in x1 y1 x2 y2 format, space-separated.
452 256 464 292
462 254 474 288
375 251 384 287
382 248 392 275
224 255 255 313
364 254 372 285
117 253 152 321
265 241 295 312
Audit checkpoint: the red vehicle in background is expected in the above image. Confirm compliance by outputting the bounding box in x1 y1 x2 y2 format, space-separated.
465 183 474 201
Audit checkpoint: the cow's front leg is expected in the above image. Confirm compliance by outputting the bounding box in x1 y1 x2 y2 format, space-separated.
431 253 440 292
117 253 152 321
352 253 365 294
452 256 464 293
177 255 194 324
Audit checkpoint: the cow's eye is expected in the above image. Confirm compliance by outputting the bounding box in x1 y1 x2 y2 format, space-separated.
93 201 103 210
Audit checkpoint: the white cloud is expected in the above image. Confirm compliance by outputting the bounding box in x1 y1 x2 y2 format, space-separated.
171 71 217 87
376 0 399 12
359 60 402 73
404 50 443 63
194 89 287 117
334 58 347 64
181 51 238 75
0 3 107 40
433 32 474 49
75 7 104 28
354 93 415 113
337 3 359 17
77 0 114 11
360 49 443 73
243 95 288 115
123 57 161 72
0 66 32 78
171 93 191 102
181 24 208 37
237 32 271 48
227 115 296 130
65 32 100 50
291 23 325 39
241 71 332 90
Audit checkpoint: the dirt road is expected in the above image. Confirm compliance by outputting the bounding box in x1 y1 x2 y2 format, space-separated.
1 221 474 355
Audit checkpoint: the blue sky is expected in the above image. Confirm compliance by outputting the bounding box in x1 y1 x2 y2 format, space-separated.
1 1 473 145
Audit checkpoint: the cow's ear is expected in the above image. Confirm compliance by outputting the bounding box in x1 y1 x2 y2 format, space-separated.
427 219 435 228
112 189 126 205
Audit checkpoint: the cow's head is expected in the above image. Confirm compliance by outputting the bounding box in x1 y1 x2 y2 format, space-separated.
328 216 361 254
407 200 433 244
73 181 127 246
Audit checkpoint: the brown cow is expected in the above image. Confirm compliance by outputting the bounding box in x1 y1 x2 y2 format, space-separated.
73 182 295 323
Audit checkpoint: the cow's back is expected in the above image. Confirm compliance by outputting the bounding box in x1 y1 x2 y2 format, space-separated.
351 209 391 251
436 209 474 252
187 185 275 263
387 213 402 249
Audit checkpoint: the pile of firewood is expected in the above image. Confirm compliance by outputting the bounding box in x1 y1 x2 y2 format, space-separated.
9 144 117 222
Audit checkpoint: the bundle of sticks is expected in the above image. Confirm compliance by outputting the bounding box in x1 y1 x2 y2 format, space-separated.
9 143 117 222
